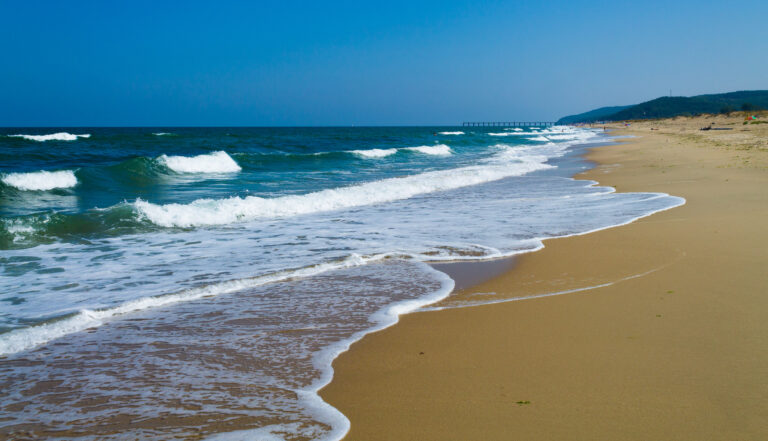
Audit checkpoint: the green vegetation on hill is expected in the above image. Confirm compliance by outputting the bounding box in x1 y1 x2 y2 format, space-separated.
558 90 768 124
556 105 632 124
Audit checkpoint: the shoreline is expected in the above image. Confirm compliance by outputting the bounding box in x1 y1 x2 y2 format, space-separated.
2 126 647 440
320 115 768 440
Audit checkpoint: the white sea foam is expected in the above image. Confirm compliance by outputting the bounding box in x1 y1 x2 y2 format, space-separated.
1 217 48 244
350 148 398 158
0 253 386 357
0 126 688 441
152 132 173 136
544 133 576 140
438 131 464 135
157 151 241 173
1 170 78 191
403 144 452 155
203 262 455 441
134 146 549 228
493 126 591 137
8 133 90 142
488 132 530 136
527 136 550 142
297 263 454 441
205 424 311 441
350 144 452 159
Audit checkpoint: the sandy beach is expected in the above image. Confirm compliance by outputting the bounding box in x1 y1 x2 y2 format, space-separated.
321 114 768 440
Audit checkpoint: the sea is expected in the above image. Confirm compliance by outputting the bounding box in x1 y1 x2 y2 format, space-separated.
0 126 684 439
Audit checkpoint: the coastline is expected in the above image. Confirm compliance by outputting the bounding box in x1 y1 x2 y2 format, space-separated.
320 116 768 440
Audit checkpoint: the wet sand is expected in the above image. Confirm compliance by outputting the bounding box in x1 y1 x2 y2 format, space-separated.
321 114 768 440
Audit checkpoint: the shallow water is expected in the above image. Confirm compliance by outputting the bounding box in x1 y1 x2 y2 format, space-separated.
0 126 683 439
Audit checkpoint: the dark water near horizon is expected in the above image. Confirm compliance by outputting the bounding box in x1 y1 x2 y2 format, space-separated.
0 126 684 440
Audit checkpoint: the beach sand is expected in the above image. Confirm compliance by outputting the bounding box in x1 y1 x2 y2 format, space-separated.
320 114 768 440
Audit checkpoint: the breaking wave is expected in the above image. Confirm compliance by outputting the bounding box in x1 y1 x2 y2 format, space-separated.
134 145 552 228
403 144 453 155
350 144 452 159
350 148 398 158
157 151 242 173
1 170 78 191
8 133 90 142
488 132 531 136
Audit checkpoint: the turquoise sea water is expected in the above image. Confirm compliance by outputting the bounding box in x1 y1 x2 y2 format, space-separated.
0 127 683 439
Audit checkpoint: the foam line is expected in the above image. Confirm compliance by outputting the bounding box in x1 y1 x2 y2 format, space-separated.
0 253 388 356
350 144 452 159
135 146 552 228
403 144 453 155
350 148 398 158
202 262 455 441
8 133 90 142
422 265 671 312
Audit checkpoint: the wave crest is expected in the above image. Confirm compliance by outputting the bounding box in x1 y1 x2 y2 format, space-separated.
8 133 90 142
349 144 452 159
403 144 452 155
157 151 241 173
350 148 398 158
1 170 78 191
488 132 530 137
134 149 550 228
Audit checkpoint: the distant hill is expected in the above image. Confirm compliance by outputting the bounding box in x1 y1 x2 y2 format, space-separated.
557 105 633 125
557 90 768 124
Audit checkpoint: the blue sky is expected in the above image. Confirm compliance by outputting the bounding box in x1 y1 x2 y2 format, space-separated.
1 0 766 126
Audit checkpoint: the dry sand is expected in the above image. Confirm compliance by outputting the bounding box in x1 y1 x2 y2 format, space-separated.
320 113 768 440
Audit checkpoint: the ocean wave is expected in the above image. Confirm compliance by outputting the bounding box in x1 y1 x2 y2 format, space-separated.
8 133 90 142
403 144 452 155
488 132 530 136
526 136 550 142
0 204 144 250
0 215 53 249
3 219 39 235
134 147 551 228
0 253 383 356
157 151 241 173
152 132 174 136
438 131 464 135
1 170 78 191
545 133 591 141
350 148 398 158
349 144 451 159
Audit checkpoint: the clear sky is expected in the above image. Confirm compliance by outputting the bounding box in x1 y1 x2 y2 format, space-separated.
1 0 766 126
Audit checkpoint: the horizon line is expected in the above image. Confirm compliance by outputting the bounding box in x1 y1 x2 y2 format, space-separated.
0 123 557 129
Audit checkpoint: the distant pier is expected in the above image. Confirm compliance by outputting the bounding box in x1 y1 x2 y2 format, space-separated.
462 121 556 127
